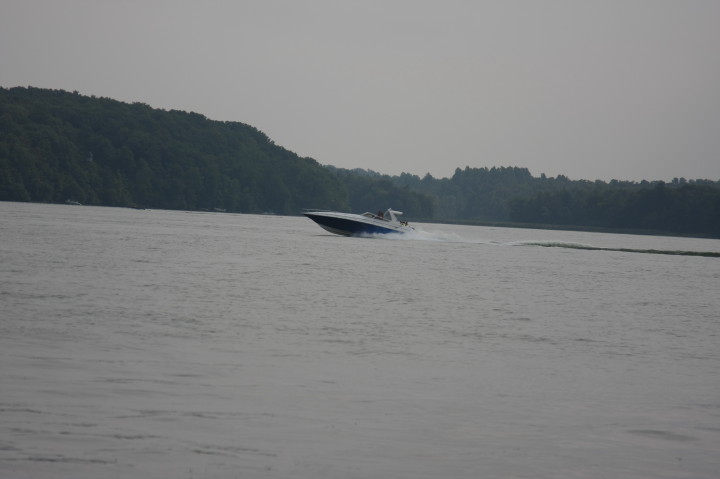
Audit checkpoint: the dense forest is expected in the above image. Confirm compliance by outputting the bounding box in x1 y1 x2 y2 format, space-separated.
2 86 719 237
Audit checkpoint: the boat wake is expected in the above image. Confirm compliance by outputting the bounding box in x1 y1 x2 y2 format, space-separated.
508 241 720 258
361 228 483 243
363 231 720 257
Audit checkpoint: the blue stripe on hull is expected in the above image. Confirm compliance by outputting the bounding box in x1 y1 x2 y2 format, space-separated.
304 214 401 236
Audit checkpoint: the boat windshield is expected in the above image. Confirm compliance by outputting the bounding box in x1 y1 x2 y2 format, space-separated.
361 209 404 223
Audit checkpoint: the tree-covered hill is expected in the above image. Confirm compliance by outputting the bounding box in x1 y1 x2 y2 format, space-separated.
0 87 354 214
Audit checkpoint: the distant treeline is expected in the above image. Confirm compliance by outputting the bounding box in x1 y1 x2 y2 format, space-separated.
380 166 719 236
1 86 719 237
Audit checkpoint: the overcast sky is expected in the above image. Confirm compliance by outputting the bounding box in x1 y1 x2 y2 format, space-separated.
2 0 719 181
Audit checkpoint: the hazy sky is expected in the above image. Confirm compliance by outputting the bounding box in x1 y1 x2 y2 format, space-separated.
2 1 719 181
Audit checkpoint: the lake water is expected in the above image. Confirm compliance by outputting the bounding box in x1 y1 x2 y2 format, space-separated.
1 201 719 479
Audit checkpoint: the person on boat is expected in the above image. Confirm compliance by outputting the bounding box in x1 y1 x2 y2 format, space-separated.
377 210 384 219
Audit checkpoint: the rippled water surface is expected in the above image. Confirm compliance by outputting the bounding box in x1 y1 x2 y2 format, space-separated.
1 202 719 478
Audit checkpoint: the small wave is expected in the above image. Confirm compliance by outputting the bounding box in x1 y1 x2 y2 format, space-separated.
511 241 720 257
507 240 594 249
626 429 698 442
24 456 117 464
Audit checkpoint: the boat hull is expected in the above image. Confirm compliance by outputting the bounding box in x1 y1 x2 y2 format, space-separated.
303 211 412 236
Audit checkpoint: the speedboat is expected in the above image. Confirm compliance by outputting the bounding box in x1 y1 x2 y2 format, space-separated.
303 208 414 236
